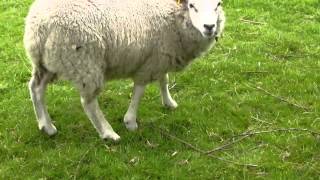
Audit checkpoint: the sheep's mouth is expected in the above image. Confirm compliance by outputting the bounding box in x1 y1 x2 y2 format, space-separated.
204 31 214 37
202 31 217 39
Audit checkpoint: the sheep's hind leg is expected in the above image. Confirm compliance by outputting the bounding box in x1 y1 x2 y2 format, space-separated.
159 74 178 109
124 83 146 131
29 70 57 136
80 89 120 141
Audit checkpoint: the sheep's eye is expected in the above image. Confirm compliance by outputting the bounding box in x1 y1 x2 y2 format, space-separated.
189 4 198 12
215 2 222 11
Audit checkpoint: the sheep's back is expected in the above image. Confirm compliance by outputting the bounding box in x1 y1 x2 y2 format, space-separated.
25 0 178 81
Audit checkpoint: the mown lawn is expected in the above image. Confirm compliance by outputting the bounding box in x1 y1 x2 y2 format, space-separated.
0 0 319 179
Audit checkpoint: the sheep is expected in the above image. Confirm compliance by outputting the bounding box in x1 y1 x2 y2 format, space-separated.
24 0 225 141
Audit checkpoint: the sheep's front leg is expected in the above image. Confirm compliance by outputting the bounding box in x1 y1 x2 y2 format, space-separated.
81 95 120 141
159 74 178 109
124 83 146 131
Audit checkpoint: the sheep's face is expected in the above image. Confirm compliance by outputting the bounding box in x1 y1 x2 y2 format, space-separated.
186 0 223 38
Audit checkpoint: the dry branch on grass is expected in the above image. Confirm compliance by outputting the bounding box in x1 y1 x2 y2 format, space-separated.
251 116 274 125
206 127 320 154
151 124 320 168
205 135 251 154
73 149 91 180
232 128 320 138
153 126 258 167
241 71 269 74
240 18 267 25
244 83 311 111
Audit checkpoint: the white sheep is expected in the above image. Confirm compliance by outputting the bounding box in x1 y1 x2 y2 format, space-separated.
24 0 225 141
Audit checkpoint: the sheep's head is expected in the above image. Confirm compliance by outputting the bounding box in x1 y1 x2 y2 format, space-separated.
179 0 224 39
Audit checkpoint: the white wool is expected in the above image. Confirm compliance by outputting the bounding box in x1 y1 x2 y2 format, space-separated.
24 0 225 140
24 0 225 90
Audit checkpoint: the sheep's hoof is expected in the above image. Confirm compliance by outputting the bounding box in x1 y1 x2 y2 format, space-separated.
124 114 138 131
39 124 57 136
102 131 121 142
125 121 138 131
163 100 178 109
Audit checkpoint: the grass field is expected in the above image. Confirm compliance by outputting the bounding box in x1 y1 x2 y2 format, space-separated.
0 0 320 179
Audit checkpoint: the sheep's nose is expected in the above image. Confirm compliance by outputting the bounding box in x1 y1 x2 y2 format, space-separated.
204 24 215 31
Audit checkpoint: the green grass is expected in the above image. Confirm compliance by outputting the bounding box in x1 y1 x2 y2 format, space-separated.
1 0 320 178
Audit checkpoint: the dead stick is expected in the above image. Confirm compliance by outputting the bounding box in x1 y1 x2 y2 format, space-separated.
156 127 206 153
233 128 320 138
245 83 310 111
206 127 320 155
242 71 269 74
205 135 250 154
151 83 177 100
169 82 177 90
251 116 274 125
240 18 266 25
206 154 258 167
73 149 91 180
154 126 258 167
152 125 319 167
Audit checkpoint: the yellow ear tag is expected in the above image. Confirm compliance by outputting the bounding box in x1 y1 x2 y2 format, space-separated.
177 0 181 5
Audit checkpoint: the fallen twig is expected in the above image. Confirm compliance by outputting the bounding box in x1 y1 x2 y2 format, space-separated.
245 83 311 111
240 18 266 25
150 82 177 100
242 71 269 74
206 135 250 154
73 149 91 180
207 127 320 154
206 153 258 168
150 123 320 168
156 126 206 153
233 128 320 138
153 126 258 167
251 116 274 125
169 82 177 90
